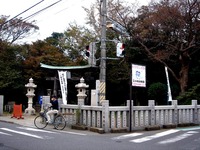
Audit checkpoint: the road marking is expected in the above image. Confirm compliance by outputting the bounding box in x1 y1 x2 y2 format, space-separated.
17 127 58 134
0 128 44 139
177 126 200 131
130 129 179 143
158 132 196 144
112 133 143 140
58 130 87 136
0 131 12 136
18 127 87 136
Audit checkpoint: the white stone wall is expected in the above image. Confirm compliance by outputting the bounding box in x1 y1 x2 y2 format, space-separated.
60 100 200 132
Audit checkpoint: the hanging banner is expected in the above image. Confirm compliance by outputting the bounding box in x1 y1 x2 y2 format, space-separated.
165 66 172 102
132 64 146 87
58 71 67 105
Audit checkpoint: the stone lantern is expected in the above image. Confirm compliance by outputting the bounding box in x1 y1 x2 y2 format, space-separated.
75 77 89 106
25 78 37 115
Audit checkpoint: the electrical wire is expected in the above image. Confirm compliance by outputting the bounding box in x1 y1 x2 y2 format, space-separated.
21 0 62 22
1 0 44 26
1 0 62 30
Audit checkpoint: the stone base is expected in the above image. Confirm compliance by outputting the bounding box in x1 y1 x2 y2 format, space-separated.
24 108 36 115
145 125 161 131
90 127 105 134
71 124 87 130
177 123 197 127
110 128 128 133
163 124 177 129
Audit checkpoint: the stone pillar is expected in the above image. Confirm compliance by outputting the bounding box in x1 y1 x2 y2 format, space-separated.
127 100 134 131
0 95 4 116
47 89 52 96
192 100 198 124
102 100 109 132
75 77 89 124
149 100 155 126
24 78 37 115
172 100 178 125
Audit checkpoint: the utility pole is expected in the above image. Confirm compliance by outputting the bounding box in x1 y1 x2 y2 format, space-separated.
99 0 107 104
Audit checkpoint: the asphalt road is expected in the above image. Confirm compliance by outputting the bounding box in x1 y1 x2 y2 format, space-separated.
1 122 200 150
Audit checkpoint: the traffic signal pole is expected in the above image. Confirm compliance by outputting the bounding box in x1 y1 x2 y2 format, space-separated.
99 0 107 104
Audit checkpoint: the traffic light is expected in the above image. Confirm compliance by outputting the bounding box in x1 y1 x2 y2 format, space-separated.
85 45 90 57
116 42 125 57
85 42 96 67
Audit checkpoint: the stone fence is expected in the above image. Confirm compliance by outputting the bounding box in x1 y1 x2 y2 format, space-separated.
60 100 200 133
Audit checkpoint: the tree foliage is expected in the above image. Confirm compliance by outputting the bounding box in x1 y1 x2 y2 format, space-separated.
0 15 39 44
148 82 167 105
128 0 200 94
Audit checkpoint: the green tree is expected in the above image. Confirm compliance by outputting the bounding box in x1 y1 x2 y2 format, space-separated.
177 84 200 105
0 41 25 103
148 82 167 105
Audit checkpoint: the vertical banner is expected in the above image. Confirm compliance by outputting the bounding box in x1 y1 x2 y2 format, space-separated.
58 71 67 105
165 66 172 102
132 64 146 87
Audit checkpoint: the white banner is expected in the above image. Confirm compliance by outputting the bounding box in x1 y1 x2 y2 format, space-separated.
132 64 146 87
58 71 67 105
165 66 172 102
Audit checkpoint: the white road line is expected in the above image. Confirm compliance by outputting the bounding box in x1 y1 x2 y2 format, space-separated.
0 131 12 136
0 128 44 139
18 127 87 136
130 129 179 143
57 130 87 136
177 126 200 131
112 133 143 140
158 132 194 144
17 127 58 134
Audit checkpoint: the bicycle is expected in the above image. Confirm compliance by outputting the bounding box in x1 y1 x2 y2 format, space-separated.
34 106 66 130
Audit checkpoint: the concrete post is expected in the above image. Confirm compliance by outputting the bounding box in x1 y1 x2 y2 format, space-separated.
102 100 109 132
172 100 178 125
99 0 107 104
0 95 4 116
192 100 198 124
127 100 134 131
149 100 155 126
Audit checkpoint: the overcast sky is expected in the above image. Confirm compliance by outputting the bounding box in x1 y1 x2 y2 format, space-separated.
0 0 150 43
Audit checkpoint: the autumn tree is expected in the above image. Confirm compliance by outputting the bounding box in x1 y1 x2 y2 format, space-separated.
0 15 39 44
128 0 200 94
22 40 74 81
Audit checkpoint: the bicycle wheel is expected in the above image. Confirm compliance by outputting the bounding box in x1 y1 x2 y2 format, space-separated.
34 115 48 129
54 115 66 130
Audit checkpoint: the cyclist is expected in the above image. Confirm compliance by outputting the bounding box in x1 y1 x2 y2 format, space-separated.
46 95 59 123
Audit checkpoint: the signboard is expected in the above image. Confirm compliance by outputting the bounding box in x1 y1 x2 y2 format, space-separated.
58 71 68 105
132 64 146 87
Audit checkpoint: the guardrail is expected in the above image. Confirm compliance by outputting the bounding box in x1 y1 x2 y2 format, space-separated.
60 100 200 133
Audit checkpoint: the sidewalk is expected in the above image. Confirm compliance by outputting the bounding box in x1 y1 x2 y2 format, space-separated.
0 113 96 135
0 113 36 128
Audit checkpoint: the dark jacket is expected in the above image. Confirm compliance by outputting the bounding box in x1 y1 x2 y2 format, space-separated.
51 99 59 110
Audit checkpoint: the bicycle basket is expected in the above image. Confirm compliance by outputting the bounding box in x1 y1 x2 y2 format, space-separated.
40 112 45 117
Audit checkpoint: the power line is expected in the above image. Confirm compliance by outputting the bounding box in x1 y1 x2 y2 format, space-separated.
22 0 62 22
1 0 44 26
1 0 62 30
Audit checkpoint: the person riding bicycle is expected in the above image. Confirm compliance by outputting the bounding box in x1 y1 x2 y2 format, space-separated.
46 95 59 123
